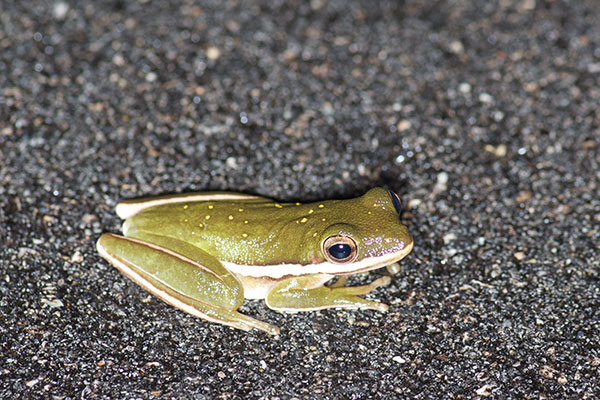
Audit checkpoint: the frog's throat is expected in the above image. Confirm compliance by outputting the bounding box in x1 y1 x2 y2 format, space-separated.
222 240 413 279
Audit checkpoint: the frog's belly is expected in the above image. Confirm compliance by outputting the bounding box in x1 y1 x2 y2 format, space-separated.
234 273 334 300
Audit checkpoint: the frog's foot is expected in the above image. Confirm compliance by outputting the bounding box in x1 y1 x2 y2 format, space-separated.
265 274 391 313
97 233 280 335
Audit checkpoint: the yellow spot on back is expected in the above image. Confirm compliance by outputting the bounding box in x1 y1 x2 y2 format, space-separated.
205 215 211 220
208 204 214 209
275 204 283 208
313 232 318 237
318 204 325 208
373 203 378 207
199 223 204 228
322 218 326 222
242 233 248 238
295 202 301 206
308 209 314 214
238 208 244 212
244 220 249 224
368 211 372 215
300 217 308 223
228 215 234 220
184 218 189 222
183 204 188 209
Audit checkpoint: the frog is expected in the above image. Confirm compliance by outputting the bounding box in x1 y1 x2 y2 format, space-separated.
96 187 413 335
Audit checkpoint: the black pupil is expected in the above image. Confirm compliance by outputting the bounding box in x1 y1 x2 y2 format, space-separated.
389 190 402 214
328 243 352 260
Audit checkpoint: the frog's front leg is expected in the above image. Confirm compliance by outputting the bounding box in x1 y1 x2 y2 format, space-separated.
265 274 391 312
96 233 280 335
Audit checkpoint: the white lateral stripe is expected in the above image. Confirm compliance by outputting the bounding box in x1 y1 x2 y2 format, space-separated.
116 192 262 219
223 243 413 279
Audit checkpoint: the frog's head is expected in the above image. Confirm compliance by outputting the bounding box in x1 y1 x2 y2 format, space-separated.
312 187 413 274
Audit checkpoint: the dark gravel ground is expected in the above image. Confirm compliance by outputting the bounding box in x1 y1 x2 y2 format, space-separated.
1 1 599 398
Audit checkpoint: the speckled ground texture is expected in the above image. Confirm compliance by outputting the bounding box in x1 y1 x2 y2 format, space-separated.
1 0 599 398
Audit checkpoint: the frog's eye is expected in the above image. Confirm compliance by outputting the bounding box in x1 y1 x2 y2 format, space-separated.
322 236 357 263
388 190 402 214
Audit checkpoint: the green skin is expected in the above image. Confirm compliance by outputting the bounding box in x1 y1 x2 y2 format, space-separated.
96 187 413 335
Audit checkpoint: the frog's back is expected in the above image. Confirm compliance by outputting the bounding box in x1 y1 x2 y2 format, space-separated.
116 191 266 219
118 193 318 264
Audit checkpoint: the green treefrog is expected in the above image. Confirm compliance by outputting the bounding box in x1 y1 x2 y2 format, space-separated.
97 187 413 335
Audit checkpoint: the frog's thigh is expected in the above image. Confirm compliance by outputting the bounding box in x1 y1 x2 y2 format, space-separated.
265 274 390 313
97 233 279 335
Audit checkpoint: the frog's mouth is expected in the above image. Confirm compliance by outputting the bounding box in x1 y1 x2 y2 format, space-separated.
222 239 413 279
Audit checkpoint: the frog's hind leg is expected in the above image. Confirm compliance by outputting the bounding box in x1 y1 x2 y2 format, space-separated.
97 233 279 335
